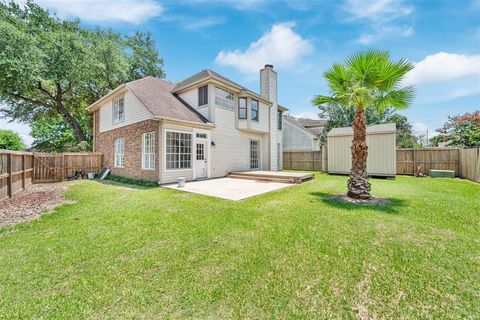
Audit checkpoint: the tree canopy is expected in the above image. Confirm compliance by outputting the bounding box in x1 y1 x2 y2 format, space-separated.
0 129 25 151
0 1 165 147
432 111 480 148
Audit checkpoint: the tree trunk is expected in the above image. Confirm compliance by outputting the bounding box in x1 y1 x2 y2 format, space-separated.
347 107 371 199
55 100 87 142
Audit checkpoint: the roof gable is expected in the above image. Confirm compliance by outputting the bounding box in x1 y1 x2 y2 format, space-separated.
126 77 209 124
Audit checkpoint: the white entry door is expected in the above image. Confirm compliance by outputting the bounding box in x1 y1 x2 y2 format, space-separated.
195 141 207 178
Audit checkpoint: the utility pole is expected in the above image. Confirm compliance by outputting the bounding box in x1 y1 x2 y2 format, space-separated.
426 129 429 146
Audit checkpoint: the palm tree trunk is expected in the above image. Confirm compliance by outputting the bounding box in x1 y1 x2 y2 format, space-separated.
347 107 371 199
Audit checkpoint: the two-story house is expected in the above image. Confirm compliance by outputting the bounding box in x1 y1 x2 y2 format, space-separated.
87 65 287 184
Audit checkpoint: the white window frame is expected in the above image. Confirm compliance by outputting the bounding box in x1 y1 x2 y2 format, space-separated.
114 137 125 168
112 95 125 124
250 139 260 170
142 132 156 170
214 86 235 111
251 99 259 121
163 129 193 172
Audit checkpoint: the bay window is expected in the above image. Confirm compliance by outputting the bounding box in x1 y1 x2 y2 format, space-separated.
238 97 247 119
251 99 259 121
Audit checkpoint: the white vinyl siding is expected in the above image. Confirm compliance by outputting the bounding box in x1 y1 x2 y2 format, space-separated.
210 108 266 177
142 132 155 170
112 96 125 124
165 131 192 170
99 89 153 133
114 137 125 168
282 119 320 151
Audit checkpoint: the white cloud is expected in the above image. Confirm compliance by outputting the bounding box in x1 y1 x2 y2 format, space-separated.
22 0 164 24
292 111 320 120
404 52 480 86
182 16 226 30
344 0 414 22
344 0 415 44
215 22 313 74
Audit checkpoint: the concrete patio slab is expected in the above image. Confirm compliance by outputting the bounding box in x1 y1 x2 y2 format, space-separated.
163 177 292 201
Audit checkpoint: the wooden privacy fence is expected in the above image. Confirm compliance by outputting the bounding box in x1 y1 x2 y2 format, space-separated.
284 147 480 183
0 150 34 201
458 148 480 183
396 148 461 176
1 151 102 201
283 148 327 171
33 152 103 183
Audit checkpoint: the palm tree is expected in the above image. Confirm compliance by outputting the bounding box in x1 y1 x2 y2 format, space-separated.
314 50 415 200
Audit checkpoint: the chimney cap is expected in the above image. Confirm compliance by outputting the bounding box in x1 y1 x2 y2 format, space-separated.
264 64 274 69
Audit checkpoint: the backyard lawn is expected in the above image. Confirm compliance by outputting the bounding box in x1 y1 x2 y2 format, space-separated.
0 173 479 319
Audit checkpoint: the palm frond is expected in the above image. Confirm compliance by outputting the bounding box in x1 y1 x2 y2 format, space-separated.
374 86 415 112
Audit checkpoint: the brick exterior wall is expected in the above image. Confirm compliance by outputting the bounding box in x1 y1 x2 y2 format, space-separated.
94 111 160 181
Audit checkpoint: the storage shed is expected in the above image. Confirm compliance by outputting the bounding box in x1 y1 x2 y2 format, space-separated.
327 123 396 177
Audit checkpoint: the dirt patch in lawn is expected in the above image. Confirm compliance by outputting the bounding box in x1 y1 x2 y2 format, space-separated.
0 183 73 228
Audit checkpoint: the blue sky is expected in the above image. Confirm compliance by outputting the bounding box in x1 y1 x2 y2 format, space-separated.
2 0 480 145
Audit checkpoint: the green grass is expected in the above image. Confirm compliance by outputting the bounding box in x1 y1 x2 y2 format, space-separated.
0 173 479 319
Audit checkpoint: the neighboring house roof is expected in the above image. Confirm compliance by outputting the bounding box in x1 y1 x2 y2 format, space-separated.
173 69 277 106
284 116 325 138
327 123 396 137
296 118 327 128
87 76 210 125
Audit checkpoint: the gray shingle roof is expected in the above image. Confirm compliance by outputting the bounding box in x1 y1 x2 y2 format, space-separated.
126 76 209 124
296 118 327 128
173 69 269 103
284 116 325 137
327 123 396 137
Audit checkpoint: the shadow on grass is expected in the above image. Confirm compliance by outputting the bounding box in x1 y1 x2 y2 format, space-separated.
309 192 407 214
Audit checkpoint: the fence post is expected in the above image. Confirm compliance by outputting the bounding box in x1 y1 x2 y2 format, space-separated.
412 149 416 175
7 153 12 198
22 154 26 189
61 153 65 181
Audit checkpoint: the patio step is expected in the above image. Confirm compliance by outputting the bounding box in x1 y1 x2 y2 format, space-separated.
227 173 295 184
227 171 315 184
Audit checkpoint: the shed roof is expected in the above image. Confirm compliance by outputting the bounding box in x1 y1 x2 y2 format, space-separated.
327 123 396 137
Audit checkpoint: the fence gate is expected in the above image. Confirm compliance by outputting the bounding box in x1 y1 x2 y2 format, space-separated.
33 154 63 183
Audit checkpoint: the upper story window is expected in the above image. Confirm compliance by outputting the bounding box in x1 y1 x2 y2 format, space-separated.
198 85 208 106
251 99 259 121
278 111 283 130
238 98 247 119
112 96 125 124
215 86 234 110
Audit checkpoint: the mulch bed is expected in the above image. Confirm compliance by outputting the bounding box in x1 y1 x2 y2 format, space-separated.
327 194 391 206
0 183 73 228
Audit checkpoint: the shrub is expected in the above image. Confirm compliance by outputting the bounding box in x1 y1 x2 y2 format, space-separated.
105 175 158 187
